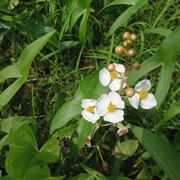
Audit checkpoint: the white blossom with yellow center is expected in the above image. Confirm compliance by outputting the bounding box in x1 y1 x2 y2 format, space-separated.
96 91 125 123
81 99 100 123
99 63 125 91
128 79 157 109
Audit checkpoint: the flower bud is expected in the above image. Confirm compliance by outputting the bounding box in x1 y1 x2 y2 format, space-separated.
122 32 130 40
127 49 135 57
132 62 140 70
125 87 135 97
115 45 124 55
85 136 92 147
102 161 109 172
123 41 128 48
108 63 115 71
130 33 137 41
121 73 128 81
117 127 128 136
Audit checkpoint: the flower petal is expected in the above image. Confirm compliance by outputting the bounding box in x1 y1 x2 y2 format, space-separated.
81 99 97 109
114 63 125 73
140 93 157 109
99 68 111 86
135 79 151 92
108 91 125 109
109 79 123 91
103 110 124 123
81 110 99 123
128 93 140 109
96 94 110 116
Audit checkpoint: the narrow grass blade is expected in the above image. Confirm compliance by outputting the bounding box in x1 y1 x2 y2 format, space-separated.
100 0 136 12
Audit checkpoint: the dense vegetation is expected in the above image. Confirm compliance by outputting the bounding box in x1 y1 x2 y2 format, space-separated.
0 0 180 179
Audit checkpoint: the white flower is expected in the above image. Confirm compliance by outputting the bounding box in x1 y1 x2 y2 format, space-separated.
96 91 125 123
99 63 125 91
81 99 100 123
128 79 157 109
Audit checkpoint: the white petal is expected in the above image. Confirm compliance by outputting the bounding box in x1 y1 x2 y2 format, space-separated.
99 68 111 86
140 93 157 109
108 91 125 109
96 94 110 116
103 110 124 123
114 63 125 73
81 99 97 109
128 93 140 109
81 110 99 123
135 79 151 92
109 79 123 91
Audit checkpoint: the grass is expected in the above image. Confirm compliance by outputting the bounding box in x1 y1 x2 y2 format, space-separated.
0 0 180 179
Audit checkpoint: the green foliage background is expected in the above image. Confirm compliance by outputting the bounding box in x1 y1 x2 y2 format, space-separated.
0 0 179 179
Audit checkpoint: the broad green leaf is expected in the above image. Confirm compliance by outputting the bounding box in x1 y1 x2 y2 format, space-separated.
114 140 139 157
52 123 77 139
108 0 148 36
100 0 137 12
5 124 59 179
0 65 21 83
1 116 30 133
81 164 106 179
50 71 108 134
38 137 60 163
71 173 95 180
5 125 38 179
156 102 180 129
22 164 50 180
45 177 65 180
131 126 180 180
0 31 55 108
73 118 96 150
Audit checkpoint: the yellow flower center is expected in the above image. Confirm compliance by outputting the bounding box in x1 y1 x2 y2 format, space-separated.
107 103 117 113
139 90 148 100
86 106 94 113
110 71 118 79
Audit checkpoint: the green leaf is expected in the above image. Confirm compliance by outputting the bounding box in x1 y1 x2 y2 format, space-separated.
80 164 106 179
38 137 60 163
5 125 38 179
70 173 95 180
156 102 180 129
4 123 61 179
79 9 89 44
50 71 108 134
73 118 96 150
131 126 180 180
108 0 148 36
22 164 50 180
144 27 172 37
1 116 30 133
100 0 137 12
114 140 139 157
0 65 21 83
0 31 55 108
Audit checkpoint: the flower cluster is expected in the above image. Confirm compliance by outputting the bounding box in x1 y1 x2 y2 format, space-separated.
81 32 157 124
